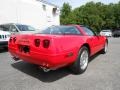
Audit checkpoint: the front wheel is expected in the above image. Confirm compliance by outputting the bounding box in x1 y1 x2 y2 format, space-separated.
101 42 108 54
70 46 89 74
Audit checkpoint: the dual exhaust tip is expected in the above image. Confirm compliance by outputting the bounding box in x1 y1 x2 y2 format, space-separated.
12 56 50 72
12 57 20 61
39 66 50 72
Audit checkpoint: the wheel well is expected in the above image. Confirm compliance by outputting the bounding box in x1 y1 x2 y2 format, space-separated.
81 43 91 55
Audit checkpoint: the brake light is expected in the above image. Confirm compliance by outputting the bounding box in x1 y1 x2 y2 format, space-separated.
43 40 50 48
13 37 16 43
9 37 12 43
34 39 40 47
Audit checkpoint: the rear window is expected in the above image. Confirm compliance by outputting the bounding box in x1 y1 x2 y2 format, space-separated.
39 26 81 35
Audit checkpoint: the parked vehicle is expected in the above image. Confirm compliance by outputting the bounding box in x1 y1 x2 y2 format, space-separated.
8 25 108 74
0 23 36 35
113 29 120 37
0 30 10 48
100 30 112 37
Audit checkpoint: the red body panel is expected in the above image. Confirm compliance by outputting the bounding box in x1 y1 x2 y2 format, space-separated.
8 25 107 70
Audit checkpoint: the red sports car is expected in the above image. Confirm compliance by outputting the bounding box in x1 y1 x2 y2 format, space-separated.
8 25 108 74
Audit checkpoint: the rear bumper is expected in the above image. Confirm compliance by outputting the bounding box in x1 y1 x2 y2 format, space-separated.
0 41 8 47
9 47 76 70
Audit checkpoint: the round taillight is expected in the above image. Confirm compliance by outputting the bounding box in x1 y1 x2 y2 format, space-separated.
43 40 50 48
34 39 40 47
9 37 12 43
13 37 16 43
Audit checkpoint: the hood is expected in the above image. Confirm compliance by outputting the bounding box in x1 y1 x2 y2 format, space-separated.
0 30 11 35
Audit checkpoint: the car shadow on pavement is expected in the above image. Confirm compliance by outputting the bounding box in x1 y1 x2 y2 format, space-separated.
0 48 8 53
11 52 102 83
11 61 71 83
89 51 102 63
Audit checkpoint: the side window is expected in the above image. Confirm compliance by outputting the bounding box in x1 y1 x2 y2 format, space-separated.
10 25 18 32
0 25 10 31
0 25 3 30
82 27 95 36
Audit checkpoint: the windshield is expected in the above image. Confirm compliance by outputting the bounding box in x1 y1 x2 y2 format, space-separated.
38 26 81 35
16 25 36 31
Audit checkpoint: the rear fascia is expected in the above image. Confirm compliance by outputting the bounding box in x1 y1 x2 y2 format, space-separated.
8 34 77 69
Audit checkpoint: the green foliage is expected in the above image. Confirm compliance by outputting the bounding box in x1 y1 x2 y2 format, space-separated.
60 2 120 32
60 3 72 24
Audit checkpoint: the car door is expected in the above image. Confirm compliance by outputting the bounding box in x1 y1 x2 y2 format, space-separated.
96 35 106 50
90 35 103 53
82 26 102 55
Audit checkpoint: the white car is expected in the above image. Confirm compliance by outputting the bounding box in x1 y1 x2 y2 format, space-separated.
0 23 36 35
100 30 112 37
0 30 11 48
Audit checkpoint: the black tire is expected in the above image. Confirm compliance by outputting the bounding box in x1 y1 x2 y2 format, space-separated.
3 47 8 50
101 41 108 54
70 46 89 74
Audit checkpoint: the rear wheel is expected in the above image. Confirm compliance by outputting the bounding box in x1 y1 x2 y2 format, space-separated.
70 46 89 74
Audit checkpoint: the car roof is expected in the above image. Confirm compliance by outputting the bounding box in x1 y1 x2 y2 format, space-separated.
0 23 28 26
102 30 111 31
66 24 84 27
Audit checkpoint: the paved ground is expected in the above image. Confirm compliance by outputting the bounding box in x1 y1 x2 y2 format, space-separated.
0 38 120 90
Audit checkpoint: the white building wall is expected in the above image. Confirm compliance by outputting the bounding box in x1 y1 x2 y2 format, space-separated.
0 0 60 30
0 0 18 24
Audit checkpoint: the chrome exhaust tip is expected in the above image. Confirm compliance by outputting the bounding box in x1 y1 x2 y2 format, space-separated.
43 67 50 72
39 66 50 72
12 57 20 61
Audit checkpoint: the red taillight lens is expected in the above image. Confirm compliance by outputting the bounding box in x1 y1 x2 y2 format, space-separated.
34 39 40 47
43 40 50 48
9 37 12 43
13 37 16 43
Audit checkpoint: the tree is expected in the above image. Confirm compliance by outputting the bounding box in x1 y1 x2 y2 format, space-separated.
60 1 120 32
60 3 72 24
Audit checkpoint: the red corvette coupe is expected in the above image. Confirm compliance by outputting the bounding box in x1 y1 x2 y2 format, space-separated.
8 25 108 74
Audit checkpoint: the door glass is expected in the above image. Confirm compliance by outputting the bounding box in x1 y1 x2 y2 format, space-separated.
82 26 95 36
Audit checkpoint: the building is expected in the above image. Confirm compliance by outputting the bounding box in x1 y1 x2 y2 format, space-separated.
0 0 60 30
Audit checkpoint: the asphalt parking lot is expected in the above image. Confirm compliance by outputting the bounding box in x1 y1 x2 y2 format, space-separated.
0 38 120 90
